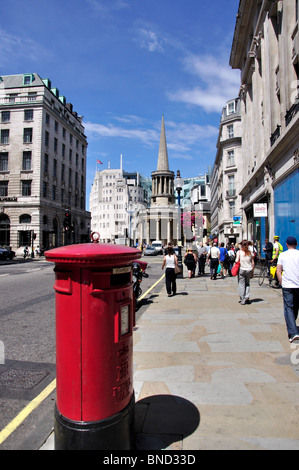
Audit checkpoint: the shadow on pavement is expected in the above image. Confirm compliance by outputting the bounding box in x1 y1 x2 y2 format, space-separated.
135 394 200 450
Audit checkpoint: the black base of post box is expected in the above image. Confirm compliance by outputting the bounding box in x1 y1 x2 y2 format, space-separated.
54 395 135 450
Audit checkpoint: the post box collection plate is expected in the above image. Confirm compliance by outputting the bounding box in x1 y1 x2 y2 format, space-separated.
120 304 129 336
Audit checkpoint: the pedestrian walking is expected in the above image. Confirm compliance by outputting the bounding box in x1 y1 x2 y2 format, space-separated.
208 242 220 280
262 238 273 275
235 240 255 305
226 244 235 276
183 249 196 279
197 242 208 276
219 242 228 278
276 236 299 343
162 245 178 296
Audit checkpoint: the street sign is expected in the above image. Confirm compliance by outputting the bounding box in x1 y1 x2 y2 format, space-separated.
233 216 241 225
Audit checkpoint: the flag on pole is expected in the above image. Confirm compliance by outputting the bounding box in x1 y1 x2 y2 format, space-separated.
97 160 103 164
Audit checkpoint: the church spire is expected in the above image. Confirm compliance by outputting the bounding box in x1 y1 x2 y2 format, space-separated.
157 115 169 171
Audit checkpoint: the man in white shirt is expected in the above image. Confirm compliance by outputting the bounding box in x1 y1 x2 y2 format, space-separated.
277 236 299 343
208 242 220 280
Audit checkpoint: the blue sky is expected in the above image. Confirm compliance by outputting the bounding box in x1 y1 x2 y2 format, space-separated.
1 0 240 206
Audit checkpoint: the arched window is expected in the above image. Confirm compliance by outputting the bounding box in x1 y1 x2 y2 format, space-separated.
19 214 31 224
0 213 10 245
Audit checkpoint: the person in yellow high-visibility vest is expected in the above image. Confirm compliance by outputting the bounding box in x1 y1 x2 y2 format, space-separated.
271 235 283 265
269 235 283 288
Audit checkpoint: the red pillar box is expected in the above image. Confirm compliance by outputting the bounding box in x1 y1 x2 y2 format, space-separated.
45 240 141 450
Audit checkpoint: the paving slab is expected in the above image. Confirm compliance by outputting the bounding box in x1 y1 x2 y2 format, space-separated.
133 274 299 450
40 273 299 450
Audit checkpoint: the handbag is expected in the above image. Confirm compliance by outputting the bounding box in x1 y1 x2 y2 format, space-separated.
175 265 181 274
231 261 240 277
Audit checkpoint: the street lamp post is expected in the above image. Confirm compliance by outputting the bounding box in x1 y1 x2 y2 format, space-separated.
174 170 184 278
125 202 135 247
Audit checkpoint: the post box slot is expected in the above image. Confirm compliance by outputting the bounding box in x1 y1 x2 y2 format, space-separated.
110 272 131 287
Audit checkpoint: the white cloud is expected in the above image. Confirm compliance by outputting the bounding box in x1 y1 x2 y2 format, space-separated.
135 27 165 53
85 121 158 146
169 54 240 113
85 118 218 156
167 122 219 155
0 29 43 64
132 21 240 113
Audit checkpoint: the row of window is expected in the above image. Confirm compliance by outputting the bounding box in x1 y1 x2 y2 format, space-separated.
97 212 128 219
42 182 85 208
45 160 84 191
44 131 85 158
45 125 85 155
1 111 86 156
1 110 34 123
0 151 85 177
45 115 85 151
44 152 85 175
0 127 33 144
0 179 85 209
0 127 86 156
0 180 32 197
0 151 32 172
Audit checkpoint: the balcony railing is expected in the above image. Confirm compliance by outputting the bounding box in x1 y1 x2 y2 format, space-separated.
270 125 281 147
0 95 44 105
285 100 299 127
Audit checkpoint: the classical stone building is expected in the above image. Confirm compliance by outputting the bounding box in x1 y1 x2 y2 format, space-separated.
140 116 179 245
211 98 243 245
230 0 299 251
89 166 149 245
0 73 90 253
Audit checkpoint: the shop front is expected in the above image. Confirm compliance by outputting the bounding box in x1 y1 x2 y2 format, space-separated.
274 168 299 250
244 196 269 257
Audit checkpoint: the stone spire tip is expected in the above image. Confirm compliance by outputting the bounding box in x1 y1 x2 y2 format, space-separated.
157 115 169 171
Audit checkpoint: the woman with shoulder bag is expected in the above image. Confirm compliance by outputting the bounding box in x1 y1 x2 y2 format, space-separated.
235 240 255 305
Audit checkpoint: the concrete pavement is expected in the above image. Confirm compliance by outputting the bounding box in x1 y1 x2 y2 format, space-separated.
40 271 299 450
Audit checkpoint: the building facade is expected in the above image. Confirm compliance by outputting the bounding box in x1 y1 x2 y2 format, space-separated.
89 167 148 245
190 172 211 244
211 98 243 245
0 73 90 253
230 0 299 252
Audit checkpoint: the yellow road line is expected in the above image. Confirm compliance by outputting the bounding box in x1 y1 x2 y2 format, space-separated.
0 378 56 446
138 273 165 301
